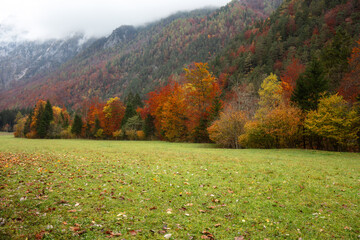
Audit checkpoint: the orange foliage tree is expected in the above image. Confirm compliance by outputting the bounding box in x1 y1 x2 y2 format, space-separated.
103 97 125 137
85 98 105 138
184 62 222 140
145 82 178 139
160 86 188 141
28 100 47 138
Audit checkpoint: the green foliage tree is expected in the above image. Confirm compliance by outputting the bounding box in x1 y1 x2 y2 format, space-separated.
291 59 328 111
143 114 156 139
320 29 351 91
122 93 143 127
71 114 83 137
37 100 53 138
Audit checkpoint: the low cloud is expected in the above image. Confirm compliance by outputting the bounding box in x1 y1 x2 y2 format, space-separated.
0 0 231 41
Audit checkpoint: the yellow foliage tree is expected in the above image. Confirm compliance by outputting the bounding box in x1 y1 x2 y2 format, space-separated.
304 94 359 150
256 73 283 119
208 108 247 148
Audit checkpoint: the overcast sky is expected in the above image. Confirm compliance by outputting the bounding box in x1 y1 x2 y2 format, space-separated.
0 0 232 40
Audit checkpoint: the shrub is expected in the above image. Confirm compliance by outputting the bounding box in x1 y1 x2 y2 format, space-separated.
137 130 145 140
208 109 247 148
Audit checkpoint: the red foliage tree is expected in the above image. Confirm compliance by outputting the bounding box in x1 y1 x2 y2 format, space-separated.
85 97 105 136
280 58 305 102
339 38 360 103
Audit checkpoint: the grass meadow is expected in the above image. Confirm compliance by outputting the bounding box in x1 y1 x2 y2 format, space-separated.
0 133 359 239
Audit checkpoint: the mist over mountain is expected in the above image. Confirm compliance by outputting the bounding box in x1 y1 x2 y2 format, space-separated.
0 0 232 41
0 0 283 109
0 29 96 89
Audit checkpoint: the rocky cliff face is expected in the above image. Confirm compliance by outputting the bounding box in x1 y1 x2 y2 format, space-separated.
0 29 96 89
103 25 137 49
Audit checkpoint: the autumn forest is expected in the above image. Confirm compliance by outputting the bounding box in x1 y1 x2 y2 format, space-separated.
2 0 360 152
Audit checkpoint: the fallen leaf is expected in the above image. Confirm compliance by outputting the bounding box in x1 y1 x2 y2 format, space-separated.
35 230 48 240
70 226 80 232
214 223 221 227
75 230 86 236
106 231 122 237
234 236 245 240
129 230 137 236
164 233 172 239
150 206 157 210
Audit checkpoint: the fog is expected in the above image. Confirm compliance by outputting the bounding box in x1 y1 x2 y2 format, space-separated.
0 0 232 41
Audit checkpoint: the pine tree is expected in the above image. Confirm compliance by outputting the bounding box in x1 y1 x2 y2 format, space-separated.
143 114 155 139
121 92 142 127
71 114 83 137
209 96 222 123
37 100 53 138
321 29 351 91
291 59 328 111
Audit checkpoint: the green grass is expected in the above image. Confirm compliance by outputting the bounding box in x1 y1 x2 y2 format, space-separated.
0 134 359 239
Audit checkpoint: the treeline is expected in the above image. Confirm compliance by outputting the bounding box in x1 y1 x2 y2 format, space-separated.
13 60 360 151
0 108 31 132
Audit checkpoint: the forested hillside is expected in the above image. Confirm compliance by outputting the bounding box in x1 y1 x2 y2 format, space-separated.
0 0 282 110
212 0 360 92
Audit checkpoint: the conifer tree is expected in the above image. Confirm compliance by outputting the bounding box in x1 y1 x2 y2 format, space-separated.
143 114 155 139
37 100 53 138
291 59 328 111
72 114 83 137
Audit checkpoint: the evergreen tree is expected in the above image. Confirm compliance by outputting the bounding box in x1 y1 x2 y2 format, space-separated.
94 117 101 134
209 96 222 123
37 100 53 138
71 114 83 137
122 103 136 127
291 59 328 111
143 114 155 139
192 117 210 143
122 92 143 127
321 29 351 91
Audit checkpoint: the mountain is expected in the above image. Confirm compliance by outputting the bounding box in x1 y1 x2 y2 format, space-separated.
0 0 283 110
0 29 96 90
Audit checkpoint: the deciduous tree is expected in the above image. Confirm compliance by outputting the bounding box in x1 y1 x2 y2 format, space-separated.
304 94 359 151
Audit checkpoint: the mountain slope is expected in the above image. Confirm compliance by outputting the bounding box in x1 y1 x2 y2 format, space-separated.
0 0 283 110
211 0 360 91
0 31 96 90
